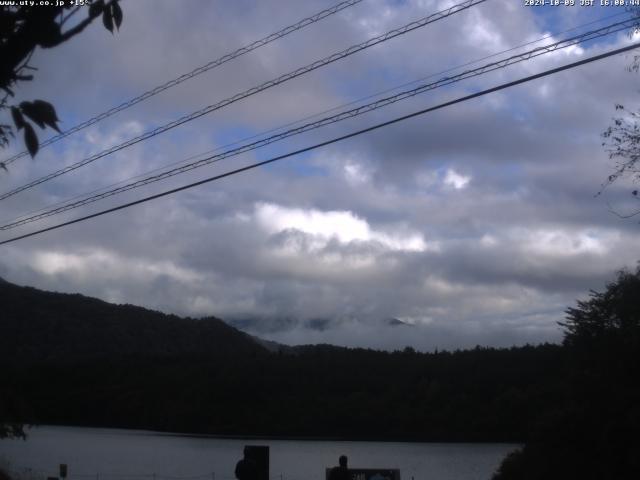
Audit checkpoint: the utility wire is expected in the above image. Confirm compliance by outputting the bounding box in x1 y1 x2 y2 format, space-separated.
1 0 365 167
1 41 638 247
0 0 488 202
1 16 632 228
3 11 621 227
1 16 635 231
4 8 625 227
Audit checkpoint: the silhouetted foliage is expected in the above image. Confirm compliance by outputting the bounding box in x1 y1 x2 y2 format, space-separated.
493 268 640 480
601 104 640 217
0 362 29 439
0 467 13 480
600 9 640 217
0 0 123 162
0 422 24 440
562 268 640 348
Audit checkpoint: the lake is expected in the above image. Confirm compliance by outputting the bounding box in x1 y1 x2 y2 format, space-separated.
0 426 516 480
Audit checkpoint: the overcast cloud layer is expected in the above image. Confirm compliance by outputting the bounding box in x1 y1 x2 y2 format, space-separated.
1 0 639 351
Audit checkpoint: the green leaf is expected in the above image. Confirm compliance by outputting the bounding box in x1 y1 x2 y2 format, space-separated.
11 106 25 131
103 8 114 33
24 123 39 158
89 0 105 18
20 101 45 129
32 100 61 132
19 100 60 132
112 1 123 30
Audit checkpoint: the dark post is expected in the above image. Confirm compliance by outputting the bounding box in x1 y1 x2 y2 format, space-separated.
244 445 269 480
59 465 68 479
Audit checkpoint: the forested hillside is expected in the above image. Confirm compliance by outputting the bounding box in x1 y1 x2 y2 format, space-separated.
1 278 564 442
0 278 264 365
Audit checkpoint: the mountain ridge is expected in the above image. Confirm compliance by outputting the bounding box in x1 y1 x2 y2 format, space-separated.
0 278 265 365
1 278 567 442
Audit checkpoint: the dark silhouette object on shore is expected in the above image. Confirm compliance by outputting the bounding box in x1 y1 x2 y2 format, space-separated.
329 455 350 480
235 446 259 480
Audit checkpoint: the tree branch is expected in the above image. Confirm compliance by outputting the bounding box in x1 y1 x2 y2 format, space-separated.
60 5 82 27
52 15 95 46
54 1 114 46
606 200 640 219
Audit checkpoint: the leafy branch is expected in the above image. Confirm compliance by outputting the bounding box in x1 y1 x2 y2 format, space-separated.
0 0 123 164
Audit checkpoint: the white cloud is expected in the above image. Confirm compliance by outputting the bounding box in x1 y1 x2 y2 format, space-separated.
344 160 370 185
443 168 471 190
520 229 613 257
254 202 428 252
466 14 505 53
32 249 202 288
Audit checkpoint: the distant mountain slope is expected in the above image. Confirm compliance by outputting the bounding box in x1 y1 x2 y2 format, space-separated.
0 278 569 442
0 279 265 364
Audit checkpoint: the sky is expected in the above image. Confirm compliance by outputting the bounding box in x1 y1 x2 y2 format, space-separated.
1 0 639 351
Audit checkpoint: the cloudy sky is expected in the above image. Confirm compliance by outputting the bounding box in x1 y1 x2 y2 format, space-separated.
1 0 639 351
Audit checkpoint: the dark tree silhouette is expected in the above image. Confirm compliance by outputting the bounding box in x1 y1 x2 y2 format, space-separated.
0 0 123 163
601 104 640 217
562 268 640 347
493 267 640 480
0 422 24 440
600 8 640 217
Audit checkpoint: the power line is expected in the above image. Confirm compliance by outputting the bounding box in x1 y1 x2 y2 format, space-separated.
0 0 365 167
5 8 624 227
2 41 638 247
1 16 634 231
0 0 488 202
4 10 623 228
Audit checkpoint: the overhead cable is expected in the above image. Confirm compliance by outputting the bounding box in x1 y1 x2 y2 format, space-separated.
4 10 625 227
0 0 488 201
1 16 635 231
1 0 365 166
2 41 638 246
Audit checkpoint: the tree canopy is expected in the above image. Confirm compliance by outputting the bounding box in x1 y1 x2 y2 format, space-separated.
600 9 640 218
0 0 123 162
562 268 640 346
493 267 640 480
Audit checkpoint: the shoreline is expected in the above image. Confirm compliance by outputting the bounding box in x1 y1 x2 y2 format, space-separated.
20 424 523 445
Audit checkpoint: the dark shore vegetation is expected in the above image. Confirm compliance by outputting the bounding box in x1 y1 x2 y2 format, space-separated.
492 268 640 479
0 277 561 442
0 468 11 480
3 344 564 442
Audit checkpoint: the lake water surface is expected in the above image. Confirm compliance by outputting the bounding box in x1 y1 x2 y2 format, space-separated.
0 426 516 480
